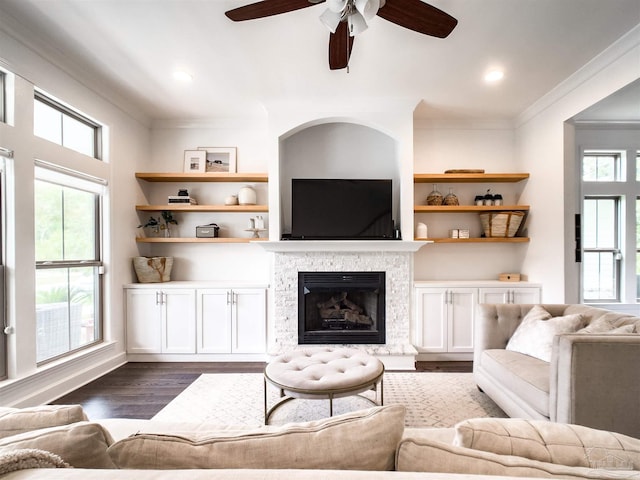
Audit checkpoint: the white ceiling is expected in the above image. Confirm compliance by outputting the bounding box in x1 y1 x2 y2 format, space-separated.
0 0 639 124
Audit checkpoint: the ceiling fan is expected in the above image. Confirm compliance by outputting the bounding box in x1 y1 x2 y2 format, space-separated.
225 0 457 70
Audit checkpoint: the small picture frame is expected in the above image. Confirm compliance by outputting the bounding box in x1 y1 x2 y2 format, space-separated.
198 147 237 173
183 150 206 173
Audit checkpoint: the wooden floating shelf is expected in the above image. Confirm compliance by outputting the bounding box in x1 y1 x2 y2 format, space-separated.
136 237 268 244
414 205 529 213
136 172 268 182
136 204 269 213
414 173 529 183
415 237 530 243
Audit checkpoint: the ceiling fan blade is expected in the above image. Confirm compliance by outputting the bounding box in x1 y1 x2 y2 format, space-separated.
329 21 355 70
376 0 457 38
225 0 322 21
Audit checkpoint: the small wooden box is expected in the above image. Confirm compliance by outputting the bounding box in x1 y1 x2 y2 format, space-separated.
499 273 521 282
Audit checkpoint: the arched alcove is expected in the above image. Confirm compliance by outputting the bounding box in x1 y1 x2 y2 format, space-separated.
279 121 400 236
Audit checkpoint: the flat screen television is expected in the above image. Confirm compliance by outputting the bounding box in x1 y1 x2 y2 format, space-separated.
290 179 395 240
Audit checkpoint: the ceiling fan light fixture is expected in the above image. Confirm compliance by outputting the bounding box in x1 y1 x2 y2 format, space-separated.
327 0 348 13
484 69 504 83
319 8 342 33
354 0 380 21
348 10 369 35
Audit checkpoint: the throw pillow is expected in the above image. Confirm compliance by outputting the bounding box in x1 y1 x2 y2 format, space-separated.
453 418 640 470
0 421 115 468
0 448 69 476
506 307 585 362
0 405 88 439
108 405 405 471
397 436 633 480
578 315 636 334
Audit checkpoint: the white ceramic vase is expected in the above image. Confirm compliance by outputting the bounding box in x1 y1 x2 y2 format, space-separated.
238 185 257 205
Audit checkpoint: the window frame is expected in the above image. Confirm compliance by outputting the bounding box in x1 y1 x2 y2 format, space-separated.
34 91 102 160
0 71 5 124
34 169 104 364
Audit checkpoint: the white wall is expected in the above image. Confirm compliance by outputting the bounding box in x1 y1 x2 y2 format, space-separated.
516 26 640 303
0 24 149 405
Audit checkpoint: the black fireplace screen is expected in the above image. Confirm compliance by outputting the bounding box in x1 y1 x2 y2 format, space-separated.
298 272 385 344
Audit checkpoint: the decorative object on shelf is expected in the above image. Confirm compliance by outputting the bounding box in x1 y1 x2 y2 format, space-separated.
479 211 525 238
183 150 206 173
449 229 459 238
254 215 265 229
443 188 459 205
458 228 470 238
196 223 220 238
238 185 257 205
138 216 161 237
426 184 443 205
416 222 428 239
444 169 485 173
132 256 173 283
493 194 503 206
168 188 197 205
499 273 521 282
160 210 178 237
483 189 494 206
474 195 484 206
224 194 239 205
197 147 237 173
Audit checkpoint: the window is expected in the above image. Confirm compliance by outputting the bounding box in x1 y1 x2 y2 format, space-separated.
580 149 638 304
33 92 101 159
0 71 5 124
35 170 103 363
582 197 620 302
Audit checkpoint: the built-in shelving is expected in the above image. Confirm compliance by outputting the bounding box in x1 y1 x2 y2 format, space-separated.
135 172 269 244
136 237 268 244
136 172 268 182
414 172 530 244
414 173 529 183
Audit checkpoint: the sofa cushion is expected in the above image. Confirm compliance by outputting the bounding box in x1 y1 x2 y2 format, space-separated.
0 421 115 468
396 436 637 480
506 306 585 362
108 405 405 471
480 349 550 417
0 448 69 476
453 418 640 470
578 314 636 333
0 405 88 439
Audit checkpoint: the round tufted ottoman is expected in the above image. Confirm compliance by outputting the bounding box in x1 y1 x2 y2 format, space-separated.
263 347 384 424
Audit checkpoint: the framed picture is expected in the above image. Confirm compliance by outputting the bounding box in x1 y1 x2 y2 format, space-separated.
198 147 237 173
183 150 206 173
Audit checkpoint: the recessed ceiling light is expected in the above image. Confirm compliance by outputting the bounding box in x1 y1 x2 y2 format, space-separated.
172 70 193 83
484 69 504 83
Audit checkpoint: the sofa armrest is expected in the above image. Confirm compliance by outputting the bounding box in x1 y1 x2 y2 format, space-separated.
550 333 640 438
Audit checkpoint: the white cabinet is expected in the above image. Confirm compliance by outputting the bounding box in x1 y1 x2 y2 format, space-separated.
125 282 267 358
415 287 477 353
414 281 541 357
125 288 196 354
479 287 541 304
197 288 266 354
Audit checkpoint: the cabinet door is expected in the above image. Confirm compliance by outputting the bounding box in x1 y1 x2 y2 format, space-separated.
478 288 511 304
125 289 162 354
162 289 196 354
197 289 232 353
414 288 448 352
232 288 266 354
448 288 477 352
511 287 541 304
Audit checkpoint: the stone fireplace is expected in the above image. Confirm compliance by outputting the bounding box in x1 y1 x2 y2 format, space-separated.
262 242 422 370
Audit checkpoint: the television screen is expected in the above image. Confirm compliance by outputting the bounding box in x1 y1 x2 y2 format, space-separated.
290 179 394 240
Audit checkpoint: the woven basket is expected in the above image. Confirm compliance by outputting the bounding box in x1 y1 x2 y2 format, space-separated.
479 211 525 238
133 256 173 283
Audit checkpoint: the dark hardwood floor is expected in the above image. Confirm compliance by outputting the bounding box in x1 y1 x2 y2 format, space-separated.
51 361 472 420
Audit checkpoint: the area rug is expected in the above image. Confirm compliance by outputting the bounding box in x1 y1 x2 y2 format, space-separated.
152 372 506 428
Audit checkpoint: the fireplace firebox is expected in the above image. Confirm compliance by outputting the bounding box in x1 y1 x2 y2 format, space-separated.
298 271 385 344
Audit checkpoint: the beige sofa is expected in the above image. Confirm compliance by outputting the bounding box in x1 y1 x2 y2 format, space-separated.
474 303 640 439
1 404 640 479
